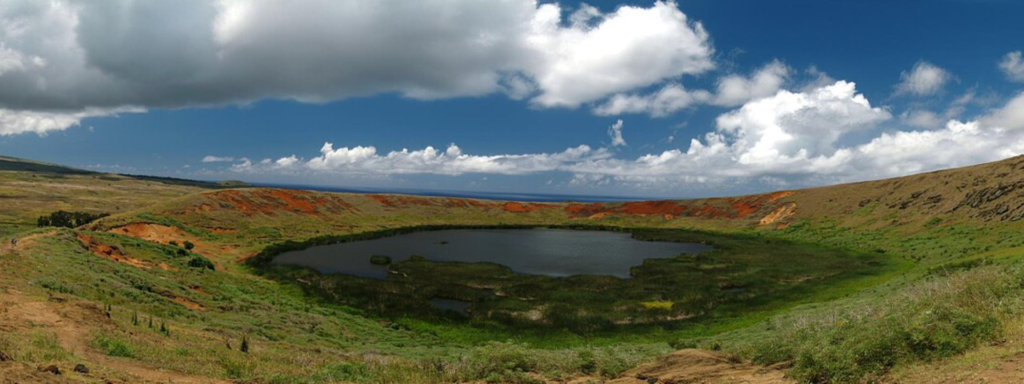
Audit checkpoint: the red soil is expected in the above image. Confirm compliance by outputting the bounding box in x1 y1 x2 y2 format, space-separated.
195 189 357 217
76 233 148 269
499 202 556 213
561 191 796 221
617 201 689 216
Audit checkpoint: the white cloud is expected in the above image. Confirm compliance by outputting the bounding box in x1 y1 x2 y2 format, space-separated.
202 156 235 163
219 83 1024 191
1000 51 1024 82
712 60 791 107
0 0 714 134
593 84 711 117
525 1 714 107
0 107 142 136
899 90 978 129
607 119 626 146
896 61 951 96
593 60 789 117
900 110 944 129
232 142 611 176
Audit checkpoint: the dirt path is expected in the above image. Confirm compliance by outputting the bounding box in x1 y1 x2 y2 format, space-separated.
609 349 791 384
1 231 229 384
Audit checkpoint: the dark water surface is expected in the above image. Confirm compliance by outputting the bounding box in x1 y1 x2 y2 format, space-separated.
272 229 711 279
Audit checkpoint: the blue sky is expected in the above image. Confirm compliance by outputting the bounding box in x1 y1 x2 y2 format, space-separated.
1 0 1023 198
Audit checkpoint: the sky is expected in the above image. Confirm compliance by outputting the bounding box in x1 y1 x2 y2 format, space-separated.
1 0 1023 198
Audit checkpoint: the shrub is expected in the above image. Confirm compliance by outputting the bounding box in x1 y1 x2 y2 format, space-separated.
183 241 195 250
36 211 109 228
369 255 392 265
188 256 215 271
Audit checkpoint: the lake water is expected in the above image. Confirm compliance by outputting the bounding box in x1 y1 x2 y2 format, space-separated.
272 229 711 279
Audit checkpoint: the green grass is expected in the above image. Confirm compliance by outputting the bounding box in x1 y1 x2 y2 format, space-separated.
719 265 1021 382
93 335 135 357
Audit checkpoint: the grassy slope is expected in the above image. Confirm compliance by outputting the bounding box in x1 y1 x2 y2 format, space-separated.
4 155 1024 381
0 156 235 237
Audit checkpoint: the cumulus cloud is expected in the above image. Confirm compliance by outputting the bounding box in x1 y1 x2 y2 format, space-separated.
895 61 951 96
0 0 714 134
593 84 711 117
231 142 612 176
593 60 790 117
524 1 714 107
202 156 235 163
607 120 627 146
225 81 1024 191
712 60 791 107
1000 51 1024 82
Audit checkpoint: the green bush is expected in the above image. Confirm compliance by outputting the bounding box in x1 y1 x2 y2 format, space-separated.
94 335 134 358
188 256 215 271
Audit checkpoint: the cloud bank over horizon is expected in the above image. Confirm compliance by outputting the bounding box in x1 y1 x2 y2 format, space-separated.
215 81 1024 191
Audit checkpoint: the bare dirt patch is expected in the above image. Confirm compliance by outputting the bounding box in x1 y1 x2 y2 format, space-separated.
0 291 224 383
109 223 185 244
76 233 148 269
610 349 790 384
760 203 797 226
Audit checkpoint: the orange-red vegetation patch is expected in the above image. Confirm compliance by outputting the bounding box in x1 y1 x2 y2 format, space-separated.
617 201 689 216
110 223 187 244
730 199 759 218
767 191 795 202
76 233 148 269
565 203 609 216
499 202 557 213
109 222 238 262
266 189 320 215
198 188 357 217
370 194 500 210
564 193 790 221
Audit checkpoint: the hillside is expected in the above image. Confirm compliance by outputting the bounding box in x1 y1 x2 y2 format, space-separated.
3 155 1024 382
0 156 247 237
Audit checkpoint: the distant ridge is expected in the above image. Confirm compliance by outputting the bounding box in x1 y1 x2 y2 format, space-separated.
0 155 247 189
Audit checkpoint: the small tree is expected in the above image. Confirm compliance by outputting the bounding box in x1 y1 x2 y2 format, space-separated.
183 241 195 250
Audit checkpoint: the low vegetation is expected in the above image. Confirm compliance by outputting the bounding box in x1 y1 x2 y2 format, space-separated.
715 264 1023 382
